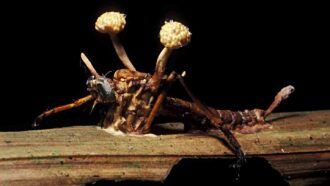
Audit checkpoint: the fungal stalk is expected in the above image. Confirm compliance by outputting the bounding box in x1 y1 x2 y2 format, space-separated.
95 12 136 71
150 21 191 90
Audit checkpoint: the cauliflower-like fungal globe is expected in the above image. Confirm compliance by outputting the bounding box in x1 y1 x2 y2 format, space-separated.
160 20 191 49
95 12 126 34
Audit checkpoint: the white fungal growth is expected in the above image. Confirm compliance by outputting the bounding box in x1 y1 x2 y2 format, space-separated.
97 126 157 137
95 12 126 34
160 20 191 49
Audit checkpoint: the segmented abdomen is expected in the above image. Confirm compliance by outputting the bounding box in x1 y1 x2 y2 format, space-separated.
163 97 266 128
216 109 265 128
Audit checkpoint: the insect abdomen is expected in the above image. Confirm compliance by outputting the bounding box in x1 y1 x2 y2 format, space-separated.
216 109 265 128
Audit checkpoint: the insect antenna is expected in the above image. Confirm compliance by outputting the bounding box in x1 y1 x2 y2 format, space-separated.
103 70 113 77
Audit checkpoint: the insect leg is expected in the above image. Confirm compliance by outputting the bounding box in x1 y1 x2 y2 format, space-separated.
32 95 94 128
176 75 245 159
141 71 178 133
265 85 295 116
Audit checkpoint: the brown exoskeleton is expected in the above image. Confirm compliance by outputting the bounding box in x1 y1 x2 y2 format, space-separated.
33 12 294 162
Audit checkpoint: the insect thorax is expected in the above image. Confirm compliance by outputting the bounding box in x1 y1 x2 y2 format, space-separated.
92 69 155 133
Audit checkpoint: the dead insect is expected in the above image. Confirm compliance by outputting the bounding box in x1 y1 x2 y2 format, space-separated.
33 11 294 161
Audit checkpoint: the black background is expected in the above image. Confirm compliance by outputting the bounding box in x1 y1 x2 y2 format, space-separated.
1 1 328 129
0 1 329 185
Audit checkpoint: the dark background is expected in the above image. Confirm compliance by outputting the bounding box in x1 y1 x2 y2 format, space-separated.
0 1 328 185
0 0 328 130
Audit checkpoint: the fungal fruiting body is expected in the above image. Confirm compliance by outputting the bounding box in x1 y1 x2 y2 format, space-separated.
95 12 135 71
84 16 193 134
33 11 294 159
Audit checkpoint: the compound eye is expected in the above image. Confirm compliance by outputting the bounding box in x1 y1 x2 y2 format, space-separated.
86 76 96 86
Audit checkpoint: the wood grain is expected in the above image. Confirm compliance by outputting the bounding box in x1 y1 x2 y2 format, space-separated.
1 110 329 185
